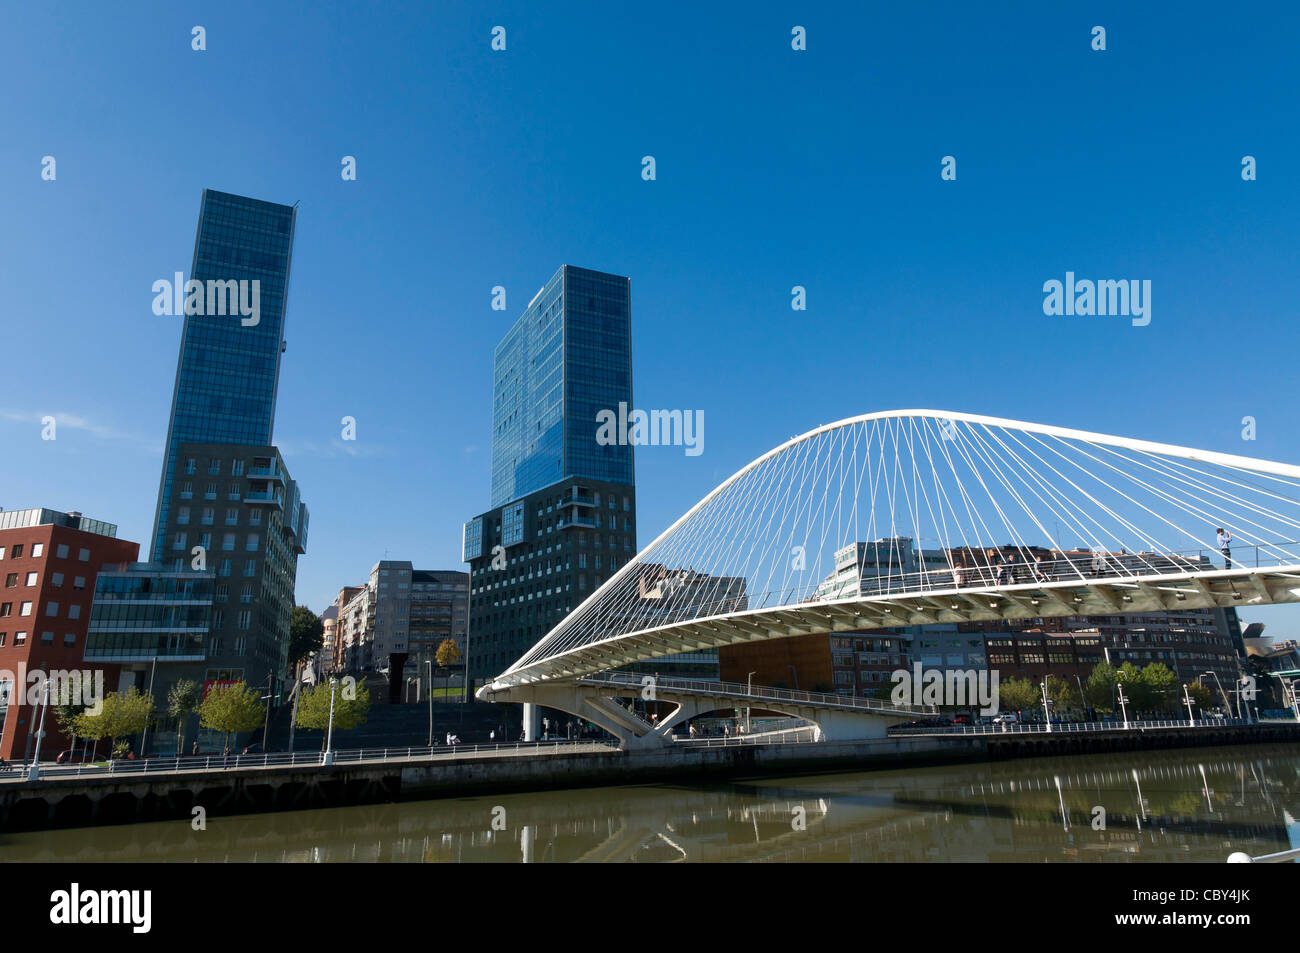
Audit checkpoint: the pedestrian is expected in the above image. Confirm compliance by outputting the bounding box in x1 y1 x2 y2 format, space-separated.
489 729 496 742
1217 527 1232 569
191 740 198 756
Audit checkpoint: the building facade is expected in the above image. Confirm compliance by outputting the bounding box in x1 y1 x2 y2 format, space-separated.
0 508 139 760
466 265 636 683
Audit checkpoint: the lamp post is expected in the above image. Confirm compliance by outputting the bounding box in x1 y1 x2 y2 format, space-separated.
138 654 158 756
261 671 274 751
1288 679 1300 724
426 658 434 747
1116 676 1130 730
322 677 338 766
1183 683 1197 726
27 676 50 782
746 671 755 734
1041 678 1052 733
1203 670 1232 720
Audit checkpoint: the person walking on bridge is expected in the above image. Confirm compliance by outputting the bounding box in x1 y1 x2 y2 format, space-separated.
1217 527 1233 569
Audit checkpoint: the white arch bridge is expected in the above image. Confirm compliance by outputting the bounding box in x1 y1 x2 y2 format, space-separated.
477 411 1300 747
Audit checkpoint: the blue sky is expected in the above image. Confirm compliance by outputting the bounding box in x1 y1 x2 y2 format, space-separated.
2 1 1299 632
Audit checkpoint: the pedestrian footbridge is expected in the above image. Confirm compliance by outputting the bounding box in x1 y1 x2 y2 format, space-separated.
478 411 1300 746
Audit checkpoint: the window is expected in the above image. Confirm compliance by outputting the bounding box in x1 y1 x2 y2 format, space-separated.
67 605 80 620
248 510 261 526
215 584 228 602
0 634 5 646
173 533 187 550
228 486 241 501
77 548 89 562
20 602 32 616
63 633 76 647
56 543 69 559
212 610 224 629
204 483 217 500
177 507 191 525
11 545 23 558
246 534 259 552
73 576 86 590
244 560 256 578
208 458 222 474
202 508 215 525
24 572 37 586
240 585 253 604
225 509 239 526
232 460 244 476
184 458 196 474
45 601 58 616
3 574 15 588
31 543 43 557
40 631 53 644
0 547 5 559
219 559 231 577
0 603 10 617
180 482 193 499
14 632 26 645
238 609 251 630
222 534 235 551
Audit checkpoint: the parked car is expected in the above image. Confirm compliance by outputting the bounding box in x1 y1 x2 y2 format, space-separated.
55 749 90 764
992 713 1019 725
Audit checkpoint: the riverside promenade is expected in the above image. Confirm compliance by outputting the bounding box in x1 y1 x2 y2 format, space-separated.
3 720 1298 832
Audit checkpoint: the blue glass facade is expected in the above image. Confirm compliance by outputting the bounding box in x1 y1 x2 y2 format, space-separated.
489 265 633 508
150 190 297 560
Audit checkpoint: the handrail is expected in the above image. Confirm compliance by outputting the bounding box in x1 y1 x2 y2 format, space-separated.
576 672 933 714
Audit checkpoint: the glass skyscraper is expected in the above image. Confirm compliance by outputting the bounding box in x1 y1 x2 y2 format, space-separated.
466 265 637 682
490 265 633 508
150 190 297 560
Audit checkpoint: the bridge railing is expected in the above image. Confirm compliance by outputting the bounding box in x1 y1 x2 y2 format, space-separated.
577 672 934 714
577 540 1300 642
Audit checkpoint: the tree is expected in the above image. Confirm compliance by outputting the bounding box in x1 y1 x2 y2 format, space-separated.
435 638 462 670
1083 661 1118 714
289 605 325 670
54 702 85 757
997 677 1040 715
167 679 201 756
1139 663 1179 713
1045 675 1076 718
295 677 373 748
1185 681 1215 713
75 687 154 758
198 682 265 755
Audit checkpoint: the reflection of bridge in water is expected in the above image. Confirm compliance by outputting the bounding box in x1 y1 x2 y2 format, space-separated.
5 745 1298 863
479 412 1300 747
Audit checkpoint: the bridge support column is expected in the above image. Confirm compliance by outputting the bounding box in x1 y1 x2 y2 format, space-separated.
521 703 540 742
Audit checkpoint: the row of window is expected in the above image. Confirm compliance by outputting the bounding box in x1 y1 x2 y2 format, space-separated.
173 532 260 552
0 601 82 620
0 542 90 562
176 507 263 527
0 631 76 647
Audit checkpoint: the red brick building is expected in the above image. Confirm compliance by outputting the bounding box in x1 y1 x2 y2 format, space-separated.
0 508 138 760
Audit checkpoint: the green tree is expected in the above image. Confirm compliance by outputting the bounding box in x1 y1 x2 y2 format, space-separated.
167 679 202 756
1045 675 1076 718
1116 662 1150 713
997 677 1040 715
1139 663 1179 714
54 702 86 757
289 605 325 670
1084 661 1117 714
295 677 372 748
198 682 265 755
75 687 154 758
1184 681 1215 713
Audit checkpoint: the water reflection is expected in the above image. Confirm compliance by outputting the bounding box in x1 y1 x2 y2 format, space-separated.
3 744 1298 863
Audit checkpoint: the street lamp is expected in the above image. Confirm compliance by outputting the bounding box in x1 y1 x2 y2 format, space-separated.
1183 683 1197 727
1116 674 1130 730
746 671 755 734
27 676 50 782
1041 678 1052 733
1203 670 1233 720
426 658 434 747
322 677 338 766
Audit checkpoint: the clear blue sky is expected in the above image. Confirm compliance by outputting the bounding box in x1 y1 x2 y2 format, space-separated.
2 1 1298 634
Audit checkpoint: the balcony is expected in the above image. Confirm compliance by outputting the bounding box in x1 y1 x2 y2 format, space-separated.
244 489 284 508
559 496 596 508
557 516 596 530
248 465 284 483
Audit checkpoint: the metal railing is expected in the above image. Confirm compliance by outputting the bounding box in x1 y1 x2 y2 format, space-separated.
577 672 934 714
1 737 621 783
887 717 1252 737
